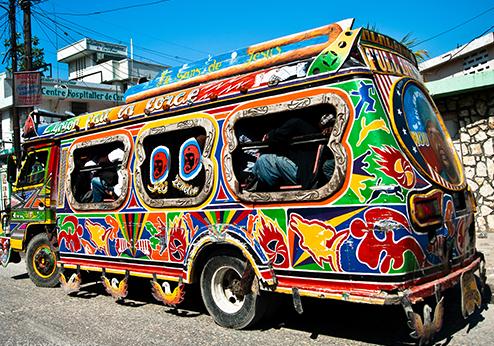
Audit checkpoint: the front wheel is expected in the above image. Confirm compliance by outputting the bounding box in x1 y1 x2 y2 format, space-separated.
26 233 59 287
200 256 267 329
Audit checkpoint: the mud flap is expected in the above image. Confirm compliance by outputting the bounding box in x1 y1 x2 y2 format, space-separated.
151 274 185 307
402 291 444 346
101 269 129 301
0 236 12 267
292 287 304 314
478 252 487 294
59 265 82 295
460 269 481 318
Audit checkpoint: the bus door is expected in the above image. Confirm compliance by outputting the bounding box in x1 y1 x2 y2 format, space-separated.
7 147 58 252
1 152 21 265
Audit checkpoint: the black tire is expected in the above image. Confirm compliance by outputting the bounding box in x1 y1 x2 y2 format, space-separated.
26 233 59 287
200 256 267 329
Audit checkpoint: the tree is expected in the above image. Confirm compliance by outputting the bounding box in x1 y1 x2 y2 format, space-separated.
3 33 48 74
400 32 430 63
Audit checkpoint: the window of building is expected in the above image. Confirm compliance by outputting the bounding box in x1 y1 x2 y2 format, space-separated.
71 102 88 115
67 134 131 210
74 57 87 78
223 92 350 203
463 49 489 74
17 150 49 188
134 117 215 208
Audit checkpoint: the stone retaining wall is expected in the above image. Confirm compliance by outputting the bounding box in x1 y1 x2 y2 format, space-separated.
435 87 494 235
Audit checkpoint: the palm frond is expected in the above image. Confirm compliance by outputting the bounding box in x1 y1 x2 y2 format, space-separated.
400 33 430 62
365 23 380 33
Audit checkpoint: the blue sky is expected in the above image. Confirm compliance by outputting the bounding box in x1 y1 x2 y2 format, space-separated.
2 0 493 79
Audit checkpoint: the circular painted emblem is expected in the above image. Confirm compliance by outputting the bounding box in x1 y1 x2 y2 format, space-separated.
390 78 464 189
150 146 170 184
179 137 202 181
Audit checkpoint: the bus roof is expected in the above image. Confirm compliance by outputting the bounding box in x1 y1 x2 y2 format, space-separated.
23 19 417 143
123 19 354 103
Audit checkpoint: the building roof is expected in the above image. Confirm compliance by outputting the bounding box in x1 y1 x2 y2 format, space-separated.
57 38 128 63
419 32 494 72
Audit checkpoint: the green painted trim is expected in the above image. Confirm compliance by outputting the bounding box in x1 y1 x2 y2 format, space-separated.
425 70 494 97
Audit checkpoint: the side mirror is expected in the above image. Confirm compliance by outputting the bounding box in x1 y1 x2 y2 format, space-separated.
7 155 16 184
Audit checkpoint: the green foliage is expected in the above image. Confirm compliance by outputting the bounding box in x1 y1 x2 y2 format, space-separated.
4 33 48 74
364 23 379 32
364 25 430 63
400 32 430 62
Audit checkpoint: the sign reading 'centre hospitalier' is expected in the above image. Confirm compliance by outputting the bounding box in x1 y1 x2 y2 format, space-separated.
41 85 124 102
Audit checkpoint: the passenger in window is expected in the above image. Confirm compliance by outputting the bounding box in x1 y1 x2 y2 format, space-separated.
87 148 125 202
319 114 336 183
73 154 93 202
248 114 335 191
27 155 45 184
237 133 261 183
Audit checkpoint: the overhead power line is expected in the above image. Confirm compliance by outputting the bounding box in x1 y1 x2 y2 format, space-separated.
32 14 56 51
33 9 166 65
33 12 171 92
32 13 124 87
411 5 494 47
33 8 192 64
36 3 208 57
50 0 170 17
447 24 494 61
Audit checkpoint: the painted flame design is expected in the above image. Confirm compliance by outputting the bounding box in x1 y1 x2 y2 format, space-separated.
373 145 416 189
289 214 349 270
168 216 188 262
251 212 289 268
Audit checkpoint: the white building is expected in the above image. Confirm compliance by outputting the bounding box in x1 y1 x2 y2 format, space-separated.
57 38 167 91
0 37 168 149
0 71 124 148
420 32 493 83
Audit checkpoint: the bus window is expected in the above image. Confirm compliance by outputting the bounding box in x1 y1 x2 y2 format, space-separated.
67 134 131 210
17 151 48 188
224 92 350 203
135 117 215 208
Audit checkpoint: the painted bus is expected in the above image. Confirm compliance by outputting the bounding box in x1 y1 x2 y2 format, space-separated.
0 18 485 343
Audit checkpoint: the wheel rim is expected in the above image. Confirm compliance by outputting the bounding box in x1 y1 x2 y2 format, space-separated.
211 265 245 314
32 244 56 279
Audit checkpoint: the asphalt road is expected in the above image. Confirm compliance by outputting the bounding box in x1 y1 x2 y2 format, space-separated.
1 261 494 346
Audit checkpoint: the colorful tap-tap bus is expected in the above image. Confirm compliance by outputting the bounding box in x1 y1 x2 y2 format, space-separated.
0 18 485 342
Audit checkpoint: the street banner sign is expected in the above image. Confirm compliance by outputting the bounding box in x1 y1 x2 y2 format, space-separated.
14 71 42 107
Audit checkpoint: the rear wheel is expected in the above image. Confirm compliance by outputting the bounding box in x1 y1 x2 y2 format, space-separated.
26 233 59 287
200 256 267 329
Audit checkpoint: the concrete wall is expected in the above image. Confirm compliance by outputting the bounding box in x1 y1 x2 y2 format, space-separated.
434 86 494 235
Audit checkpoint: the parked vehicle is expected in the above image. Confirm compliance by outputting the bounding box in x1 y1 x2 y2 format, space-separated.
0 19 485 343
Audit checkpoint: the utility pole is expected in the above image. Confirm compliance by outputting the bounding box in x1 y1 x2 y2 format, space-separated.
21 0 32 71
20 0 33 146
9 0 21 166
